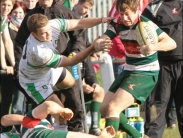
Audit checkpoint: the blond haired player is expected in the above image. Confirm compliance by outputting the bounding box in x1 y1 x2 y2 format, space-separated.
99 0 176 137
18 14 114 128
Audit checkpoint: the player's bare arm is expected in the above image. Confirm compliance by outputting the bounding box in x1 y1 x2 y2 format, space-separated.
60 36 112 67
55 17 115 31
140 32 177 56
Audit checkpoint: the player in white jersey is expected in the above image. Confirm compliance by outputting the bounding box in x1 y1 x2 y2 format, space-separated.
18 13 114 127
1 101 115 138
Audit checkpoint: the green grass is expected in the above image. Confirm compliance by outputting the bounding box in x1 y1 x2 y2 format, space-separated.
163 123 181 138
96 72 181 138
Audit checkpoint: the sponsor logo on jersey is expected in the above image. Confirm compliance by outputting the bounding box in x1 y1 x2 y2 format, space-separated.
42 85 48 89
128 84 135 90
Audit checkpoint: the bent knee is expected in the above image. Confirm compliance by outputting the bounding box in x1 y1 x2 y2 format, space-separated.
93 88 104 99
100 104 108 117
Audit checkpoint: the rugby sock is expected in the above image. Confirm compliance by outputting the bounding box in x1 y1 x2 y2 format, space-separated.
105 117 120 131
90 101 102 129
119 113 141 138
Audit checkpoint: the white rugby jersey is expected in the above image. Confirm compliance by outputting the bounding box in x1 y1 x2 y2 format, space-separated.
19 19 68 82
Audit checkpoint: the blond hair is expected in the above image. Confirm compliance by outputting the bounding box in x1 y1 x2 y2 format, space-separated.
1 0 15 6
78 0 94 6
27 14 49 33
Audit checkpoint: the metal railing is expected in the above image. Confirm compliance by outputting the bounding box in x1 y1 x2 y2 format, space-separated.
88 0 113 42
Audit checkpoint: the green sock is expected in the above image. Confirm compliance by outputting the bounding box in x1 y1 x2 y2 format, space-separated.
90 101 102 129
105 117 120 131
119 113 141 138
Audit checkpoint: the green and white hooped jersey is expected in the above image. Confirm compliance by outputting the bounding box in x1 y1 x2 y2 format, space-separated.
21 110 54 138
0 128 21 138
0 16 8 34
19 19 68 82
105 16 163 74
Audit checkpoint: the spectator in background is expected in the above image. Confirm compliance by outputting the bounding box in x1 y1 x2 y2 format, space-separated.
73 0 101 73
108 0 126 79
142 0 182 137
9 0 39 134
72 0 105 135
166 100 177 129
0 0 15 132
23 0 38 12
8 2 27 130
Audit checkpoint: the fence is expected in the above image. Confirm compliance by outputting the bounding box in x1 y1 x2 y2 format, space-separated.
88 0 113 42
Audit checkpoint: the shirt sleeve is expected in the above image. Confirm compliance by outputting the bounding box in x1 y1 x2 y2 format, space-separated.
104 21 117 39
27 44 63 68
49 19 68 42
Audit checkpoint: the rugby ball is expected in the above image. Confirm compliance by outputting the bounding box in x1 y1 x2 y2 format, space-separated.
135 22 158 46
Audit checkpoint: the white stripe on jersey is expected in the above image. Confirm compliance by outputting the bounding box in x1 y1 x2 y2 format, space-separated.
125 51 157 58
119 30 136 41
49 20 61 45
124 60 159 71
107 24 117 34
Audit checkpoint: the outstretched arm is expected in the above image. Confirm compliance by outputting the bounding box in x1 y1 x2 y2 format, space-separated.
33 101 73 120
1 114 24 127
66 17 115 31
54 17 115 32
59 37 112 67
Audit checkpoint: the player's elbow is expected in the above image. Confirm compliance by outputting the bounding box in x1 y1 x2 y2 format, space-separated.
1 115 8 126
171 39 177 50
165 38 177 52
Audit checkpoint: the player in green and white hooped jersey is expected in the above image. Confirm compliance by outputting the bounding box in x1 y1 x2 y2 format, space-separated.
0 128 20 138
99 0 176 138
1 101 116 138
18 13 114 129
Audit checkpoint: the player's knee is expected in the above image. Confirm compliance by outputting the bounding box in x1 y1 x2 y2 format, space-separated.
94 87 104 97
107 101 116 113
100 105 106 116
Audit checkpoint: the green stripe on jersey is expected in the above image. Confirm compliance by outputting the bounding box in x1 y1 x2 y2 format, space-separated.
2 132 20 138
46 54 61 68
126 52 158 65
58 18 67 32
26 83 44 103
104 29 116 39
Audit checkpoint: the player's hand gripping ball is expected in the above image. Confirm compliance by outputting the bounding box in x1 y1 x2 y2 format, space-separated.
136 21 158 47
135 22 158 56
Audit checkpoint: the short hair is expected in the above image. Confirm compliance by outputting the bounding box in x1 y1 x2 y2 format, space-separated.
27 14 49 33
1 0 15 6
116 0 138 13
10 1 26 15
78 0 94 6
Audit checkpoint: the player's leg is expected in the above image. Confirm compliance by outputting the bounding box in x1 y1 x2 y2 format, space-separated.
52 68 75 90
85 87 104 135
91 86 104 132
101 71 157 138
53 68 84 131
